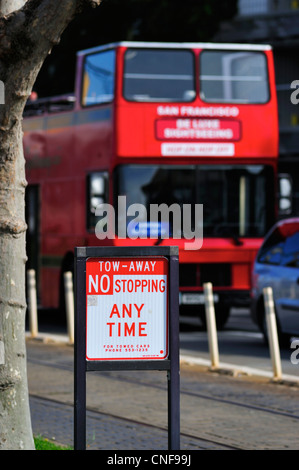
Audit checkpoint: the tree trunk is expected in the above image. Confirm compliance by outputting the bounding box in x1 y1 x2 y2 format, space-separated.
0 0 102 449
0 1 26 15
0 117 33 450
0 0 35 450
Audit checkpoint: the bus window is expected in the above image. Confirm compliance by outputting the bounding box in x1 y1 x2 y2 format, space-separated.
82 49 116 106
123 48 195 102
87 172 108 229
197 165 273 238
25 185 40 275
115 164 274 239
199 51 269 104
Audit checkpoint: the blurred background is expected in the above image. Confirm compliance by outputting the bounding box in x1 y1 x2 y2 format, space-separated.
32 0 299 217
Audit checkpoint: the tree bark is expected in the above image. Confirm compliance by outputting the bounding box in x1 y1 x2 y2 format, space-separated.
0 1 26 15
0 0 102 449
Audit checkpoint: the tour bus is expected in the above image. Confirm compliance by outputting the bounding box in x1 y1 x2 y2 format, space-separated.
23 41 279 328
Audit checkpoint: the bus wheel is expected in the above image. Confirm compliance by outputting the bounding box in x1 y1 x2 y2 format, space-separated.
199 306 230 331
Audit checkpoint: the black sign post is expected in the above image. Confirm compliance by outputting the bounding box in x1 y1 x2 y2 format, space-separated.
74 245 180 450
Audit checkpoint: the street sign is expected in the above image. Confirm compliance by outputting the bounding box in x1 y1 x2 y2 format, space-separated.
86 257 168 360
74 246 180 451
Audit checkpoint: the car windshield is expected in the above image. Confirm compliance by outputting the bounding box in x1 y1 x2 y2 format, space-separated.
258 223 299 266
114 164 274 238
281 231 299 267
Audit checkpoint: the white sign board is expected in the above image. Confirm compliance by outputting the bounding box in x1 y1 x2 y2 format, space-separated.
86 257 168 361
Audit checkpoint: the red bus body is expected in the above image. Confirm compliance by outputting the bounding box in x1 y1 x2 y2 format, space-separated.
23 41 279 325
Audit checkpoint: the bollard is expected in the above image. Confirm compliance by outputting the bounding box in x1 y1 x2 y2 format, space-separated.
263 287 282 381
27 269 38 338
64 271 74 344
203 282 219 370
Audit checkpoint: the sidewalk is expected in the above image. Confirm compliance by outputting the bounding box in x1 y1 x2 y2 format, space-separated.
30 395 224 450
27 333 227 450
26 332 299 451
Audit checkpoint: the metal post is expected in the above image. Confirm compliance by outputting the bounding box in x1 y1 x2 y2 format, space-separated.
263 287 282 381
27 269 38 338
64 271 74 344
74 246 180 451
74 256 86 450
168 253 180 451
203 282 219 370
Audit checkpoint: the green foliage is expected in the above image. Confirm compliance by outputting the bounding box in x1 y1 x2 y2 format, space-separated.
34 0 237 97
34 435 72 450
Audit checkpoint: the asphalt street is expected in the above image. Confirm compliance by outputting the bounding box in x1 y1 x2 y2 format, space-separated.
26 335 299 452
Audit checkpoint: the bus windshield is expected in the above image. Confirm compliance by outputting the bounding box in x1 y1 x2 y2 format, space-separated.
199 51 269 104
115 164 274 238
123 48 195 102
123 48 269 105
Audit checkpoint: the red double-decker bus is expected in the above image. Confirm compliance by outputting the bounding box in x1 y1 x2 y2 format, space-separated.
23 41 279 327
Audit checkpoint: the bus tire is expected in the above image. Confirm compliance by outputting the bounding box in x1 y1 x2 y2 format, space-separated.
199 305 230 331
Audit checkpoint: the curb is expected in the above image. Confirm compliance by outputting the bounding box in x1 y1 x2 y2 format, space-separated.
180 354 299 386
26 331 299 386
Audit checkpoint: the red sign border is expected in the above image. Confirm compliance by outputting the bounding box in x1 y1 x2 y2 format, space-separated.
85 256 169 361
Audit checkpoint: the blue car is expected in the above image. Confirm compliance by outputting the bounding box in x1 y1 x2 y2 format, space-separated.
251 217 299 345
